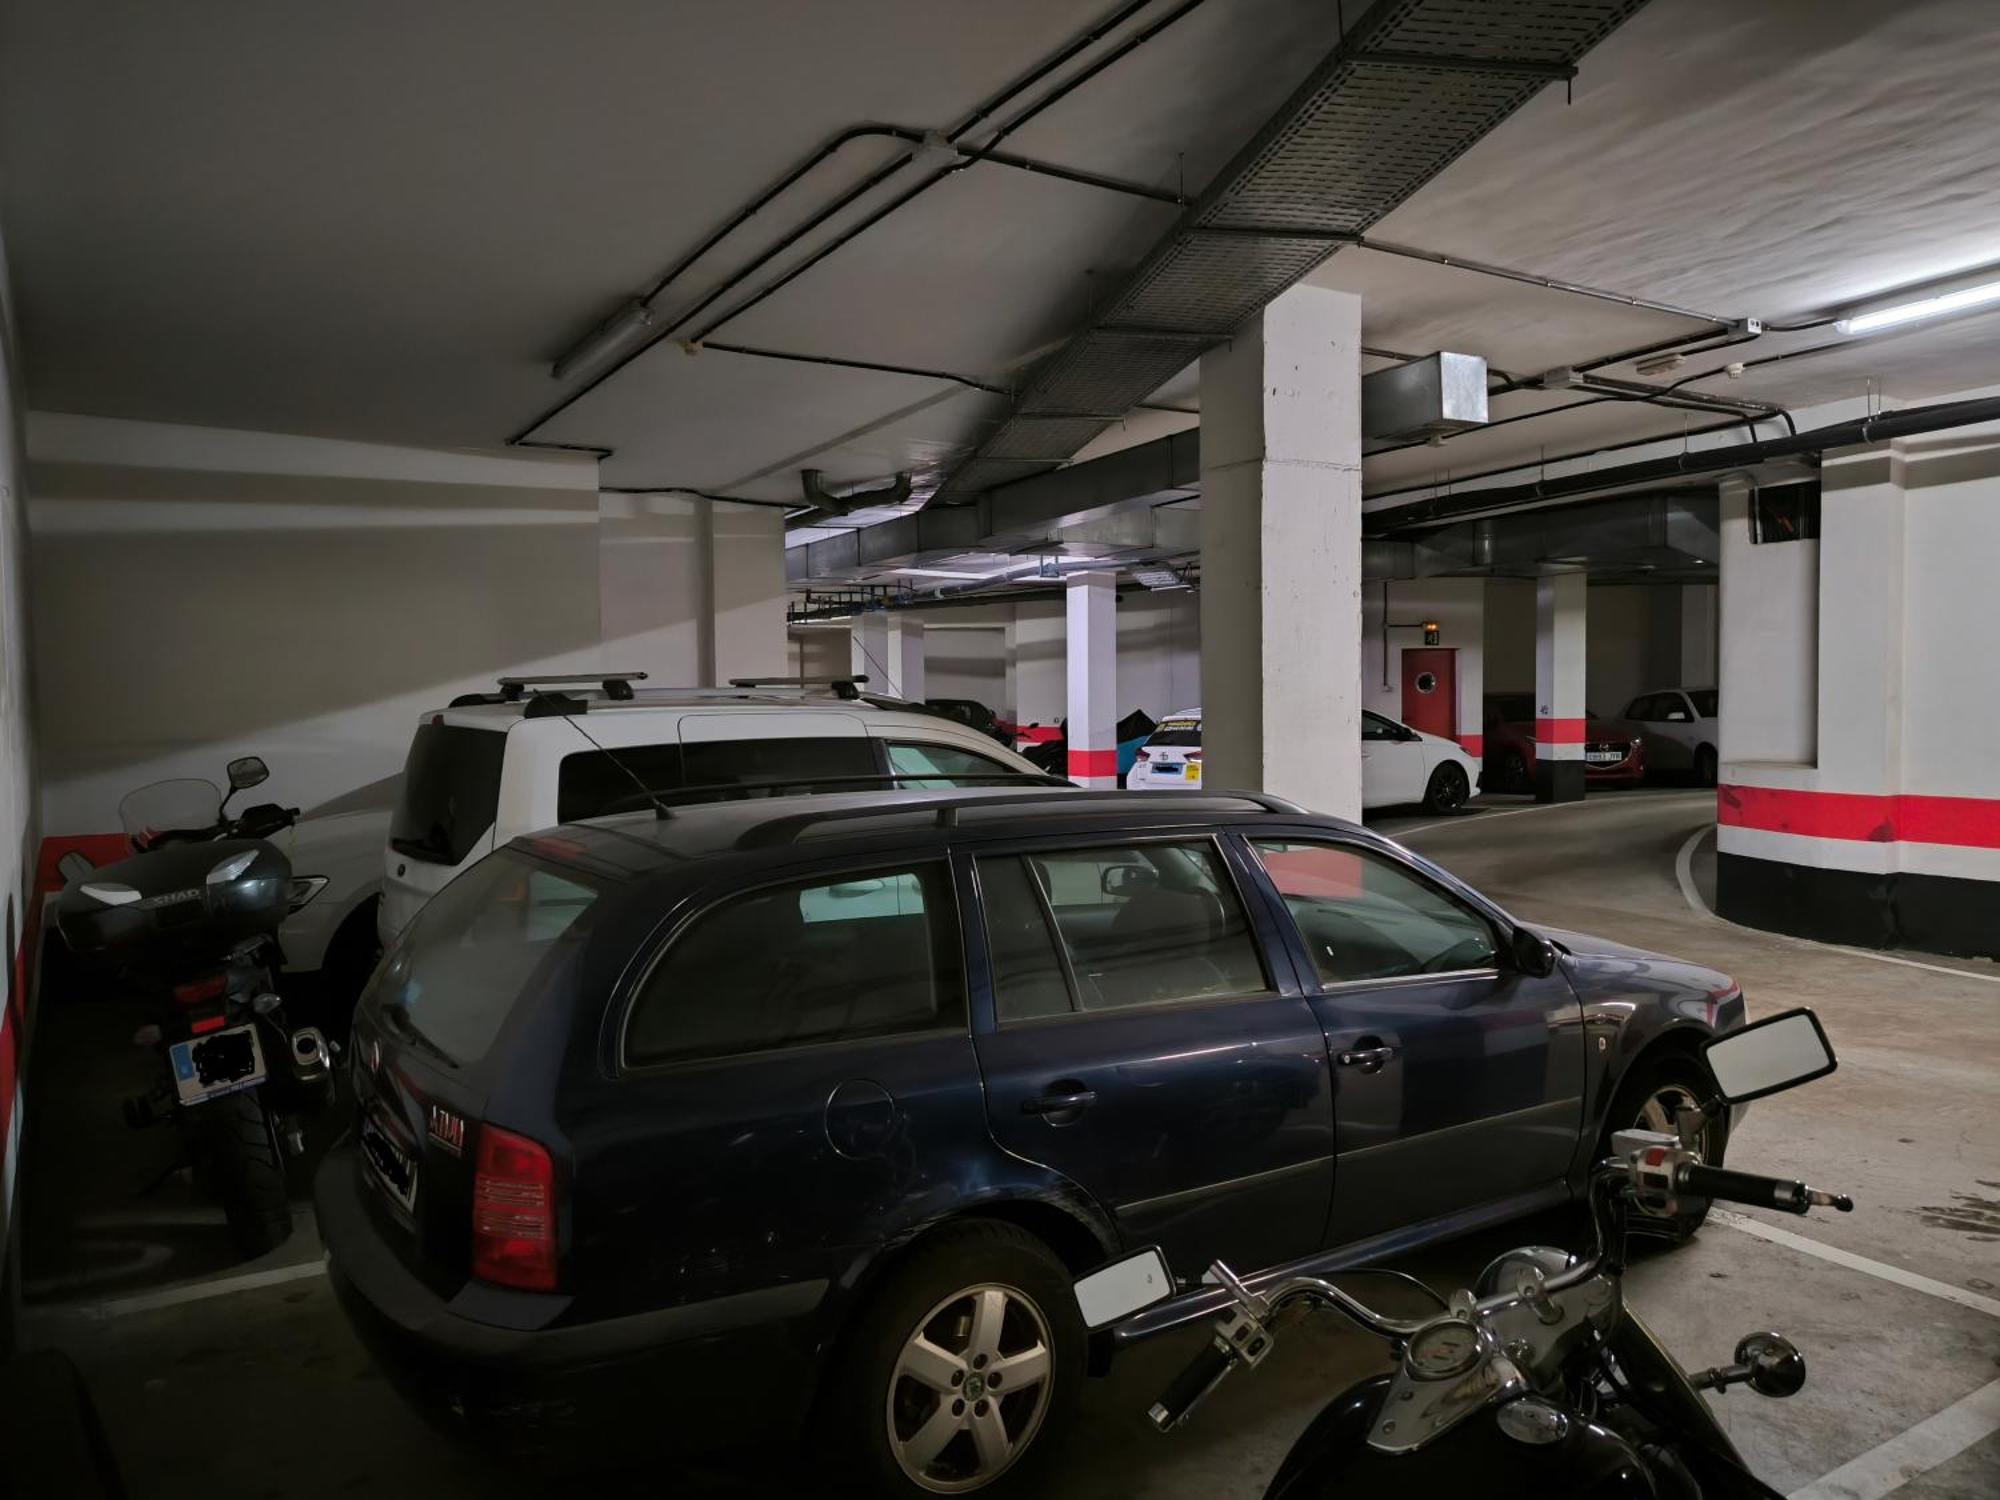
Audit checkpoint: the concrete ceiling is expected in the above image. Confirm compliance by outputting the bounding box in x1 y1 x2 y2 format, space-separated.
5 0 1996 543
0 0 1335 486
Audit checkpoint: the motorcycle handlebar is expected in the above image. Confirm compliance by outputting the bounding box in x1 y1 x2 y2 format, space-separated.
1677 1163 1853 1215
1148 1336 1237 1432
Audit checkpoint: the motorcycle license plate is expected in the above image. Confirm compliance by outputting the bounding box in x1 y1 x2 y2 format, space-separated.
168 1024 267 1106
360 1112 419 1215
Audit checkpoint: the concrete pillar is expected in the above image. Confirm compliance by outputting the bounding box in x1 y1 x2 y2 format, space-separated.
1533 573 1587 803
1717 475 1817 765
1198 283 1363 818
849 613 925 699
1065 571 1118 788
886 616 925 704
850 613 890 688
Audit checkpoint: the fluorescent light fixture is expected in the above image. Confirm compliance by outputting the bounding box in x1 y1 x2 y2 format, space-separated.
889 568 990 580
1838 278 2000 335
552 298 656 380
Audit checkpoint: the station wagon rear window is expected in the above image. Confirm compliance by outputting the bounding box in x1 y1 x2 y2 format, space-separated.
367 851 602 1065
391 723 505 865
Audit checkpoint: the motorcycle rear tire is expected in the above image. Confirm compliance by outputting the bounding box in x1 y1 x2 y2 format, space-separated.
188 1091 292 1259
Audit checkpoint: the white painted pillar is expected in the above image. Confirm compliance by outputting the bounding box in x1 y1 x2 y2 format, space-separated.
1533 573 1588 803
850 613 890 688
1680 583 1718 686
1198 283 1363 818
1717 475 1817 766
887 615 926 704
1065 571 1118 788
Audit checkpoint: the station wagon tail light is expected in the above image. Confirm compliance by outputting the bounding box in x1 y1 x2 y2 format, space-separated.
471 1125 558 1292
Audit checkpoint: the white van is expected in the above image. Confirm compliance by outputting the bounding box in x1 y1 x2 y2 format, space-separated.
379 675 1053 941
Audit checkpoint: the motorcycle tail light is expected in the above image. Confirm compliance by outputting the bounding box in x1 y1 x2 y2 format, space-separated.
472 1125 559 1293
174 974 226 1005
190 1014 227 1036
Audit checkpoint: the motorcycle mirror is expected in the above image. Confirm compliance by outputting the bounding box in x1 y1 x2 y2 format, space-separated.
56 851 95 886
1074 1246 1175 1331
1510 926 1558 978
1702 1008 1837 1104
225 756 270 792
1736 1331 1807 1398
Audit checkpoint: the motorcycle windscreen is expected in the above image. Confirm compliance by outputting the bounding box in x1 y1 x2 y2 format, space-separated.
118 778 222 846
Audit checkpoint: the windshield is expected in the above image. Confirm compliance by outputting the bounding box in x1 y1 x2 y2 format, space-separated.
364 850 602 1065
391 723 505 865
118 779 222 845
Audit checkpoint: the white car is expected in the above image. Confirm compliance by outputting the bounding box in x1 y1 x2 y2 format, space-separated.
380 674 1053 942
276 774 399 995
1622 688 1720 784
1127 706 1481 813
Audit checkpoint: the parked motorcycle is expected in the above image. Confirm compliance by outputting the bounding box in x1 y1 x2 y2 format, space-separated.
1076 1008 1849 1499
55 759 338 1259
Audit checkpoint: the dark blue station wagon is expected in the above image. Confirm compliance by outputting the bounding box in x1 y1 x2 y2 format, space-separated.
316 787 1744 1496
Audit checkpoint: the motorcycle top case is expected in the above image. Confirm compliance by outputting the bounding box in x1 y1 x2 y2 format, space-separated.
57 838 292 973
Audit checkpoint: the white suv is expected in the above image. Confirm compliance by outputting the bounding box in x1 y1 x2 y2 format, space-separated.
379 675 1053 942
1127 706 1481 813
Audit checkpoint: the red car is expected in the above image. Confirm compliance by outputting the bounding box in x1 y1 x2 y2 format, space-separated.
1483 692 1646 793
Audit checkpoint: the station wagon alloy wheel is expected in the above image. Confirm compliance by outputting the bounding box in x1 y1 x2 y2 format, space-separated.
887 1282 1055 1493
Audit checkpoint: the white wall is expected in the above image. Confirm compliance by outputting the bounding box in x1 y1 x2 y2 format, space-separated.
0 221 39 1268
26 415 786 831
1361 578 1484 744
1585 586 1654 718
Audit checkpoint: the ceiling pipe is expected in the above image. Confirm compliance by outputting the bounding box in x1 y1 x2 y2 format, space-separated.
1367 393 2000 534
511 0 1210 446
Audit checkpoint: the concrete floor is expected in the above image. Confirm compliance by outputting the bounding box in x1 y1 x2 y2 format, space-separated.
18 788 2000 1497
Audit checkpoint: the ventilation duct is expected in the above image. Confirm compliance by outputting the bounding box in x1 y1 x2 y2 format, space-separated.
930 0 1650 504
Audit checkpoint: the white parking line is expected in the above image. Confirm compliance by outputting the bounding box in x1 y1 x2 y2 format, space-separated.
1674 826 2000 986
1711 1211 2000 1319
33 1257 326 1320
1788 1377 2000 1500
1390 800 1594 841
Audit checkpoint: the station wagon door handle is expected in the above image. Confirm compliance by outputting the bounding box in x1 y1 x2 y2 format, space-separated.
1337 1045 1396 1072
1021 1088 1097 1117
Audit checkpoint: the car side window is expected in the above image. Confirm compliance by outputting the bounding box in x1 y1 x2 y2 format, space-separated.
884 740 1016 788
1361 712 1402 742
1624 695 1654 721
1251 840 1500 985
982 841 1267 1018
1662 694 1693 723
624 863 962 1065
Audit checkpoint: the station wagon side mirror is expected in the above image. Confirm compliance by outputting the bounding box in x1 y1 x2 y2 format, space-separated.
226 756 270 792
1101 864 1159 897
1702 1008 1837 1104
1510 926 1558 978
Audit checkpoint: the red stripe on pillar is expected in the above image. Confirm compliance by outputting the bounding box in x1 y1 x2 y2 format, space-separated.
1067 748 1118 779
1533 718 1587 745
1718 785 2000 849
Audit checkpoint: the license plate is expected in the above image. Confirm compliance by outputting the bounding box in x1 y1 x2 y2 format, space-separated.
1185 763 1201 782
360 1111 419 1215
168 1024 266 1105
1586 751 1623 765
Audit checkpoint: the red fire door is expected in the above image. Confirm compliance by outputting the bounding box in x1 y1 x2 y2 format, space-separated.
1400 647 1457 740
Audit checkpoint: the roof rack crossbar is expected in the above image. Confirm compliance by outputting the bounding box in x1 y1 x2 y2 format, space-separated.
728 674 870 701
496 671 649 702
